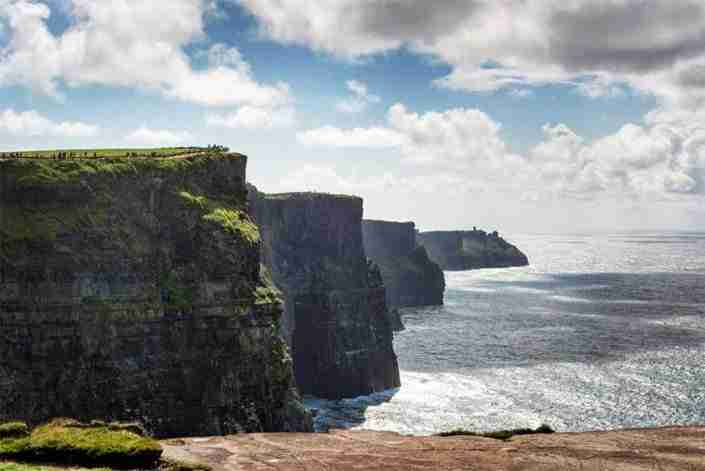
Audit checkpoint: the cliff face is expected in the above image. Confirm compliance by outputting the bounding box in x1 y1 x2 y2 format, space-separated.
0 154 311 437
362 220 444 316
249 188 400 399
417 230 529 271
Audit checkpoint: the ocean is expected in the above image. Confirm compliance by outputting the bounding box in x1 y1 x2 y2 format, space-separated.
306 232 705 434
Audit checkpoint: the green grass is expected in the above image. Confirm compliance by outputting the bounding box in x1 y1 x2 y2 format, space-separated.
0 424 29 440
0 462 111 471
0 147 226 159
263 192 360 201
437 424 555 440
179 191 260 245
0 420 162 468
1 152 242 191
159 459 212 471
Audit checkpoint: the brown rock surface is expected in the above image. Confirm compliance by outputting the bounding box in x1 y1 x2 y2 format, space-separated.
162 427 705 470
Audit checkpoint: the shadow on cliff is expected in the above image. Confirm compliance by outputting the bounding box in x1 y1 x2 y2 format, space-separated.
304 388 401 432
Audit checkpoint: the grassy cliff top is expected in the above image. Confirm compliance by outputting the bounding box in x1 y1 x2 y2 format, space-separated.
0 149 246 188
263 191 361 201
0 146 229 159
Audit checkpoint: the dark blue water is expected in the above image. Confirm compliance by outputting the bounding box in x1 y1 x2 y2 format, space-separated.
308 233 705 434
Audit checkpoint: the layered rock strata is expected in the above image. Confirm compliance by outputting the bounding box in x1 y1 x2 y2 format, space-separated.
362 220 444 320
0 154 311 437
249 188 400 399
417 230 529 271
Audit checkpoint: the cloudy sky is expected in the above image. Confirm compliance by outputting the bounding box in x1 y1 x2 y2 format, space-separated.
2 0 705 232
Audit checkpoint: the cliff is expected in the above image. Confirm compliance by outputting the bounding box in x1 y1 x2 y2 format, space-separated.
362 220 444 317
0 154 311 437
417 230 529 271
249 187 400 399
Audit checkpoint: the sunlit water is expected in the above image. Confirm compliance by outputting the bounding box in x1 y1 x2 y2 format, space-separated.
306 232 705 434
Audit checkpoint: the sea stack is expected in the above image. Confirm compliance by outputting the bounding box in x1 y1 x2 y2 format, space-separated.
417 229 529 271
362 220 444 328
0 153 311 436
248 187 401 399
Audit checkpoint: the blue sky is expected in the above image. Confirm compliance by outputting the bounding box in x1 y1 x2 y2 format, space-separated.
1 1 704 232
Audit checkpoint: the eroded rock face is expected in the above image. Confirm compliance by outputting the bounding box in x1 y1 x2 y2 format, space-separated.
249 188 400 399
362 220 444 318
0 154 311 437
417 230 529 271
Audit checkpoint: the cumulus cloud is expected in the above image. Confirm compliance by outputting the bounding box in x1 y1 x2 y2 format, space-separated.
207 106 295 129
336 80 380 113
298 102 705 200
238 0 705 106
0 108 98 137
125 126 192 146
236 0 480 58
0 1 291 107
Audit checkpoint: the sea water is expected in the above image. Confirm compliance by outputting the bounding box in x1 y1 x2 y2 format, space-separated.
306 232 705 434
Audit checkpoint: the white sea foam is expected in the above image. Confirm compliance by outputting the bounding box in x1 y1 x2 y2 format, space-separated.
310 233 705 435
550 295 593 303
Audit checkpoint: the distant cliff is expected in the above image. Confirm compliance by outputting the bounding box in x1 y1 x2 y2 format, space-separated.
417 230 529 271
0 154 311 437
249 187 400 399
362 220 444 319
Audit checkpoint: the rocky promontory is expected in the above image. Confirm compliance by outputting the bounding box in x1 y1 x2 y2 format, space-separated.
0 153 311 437
417 229 529 271
362 220 444 320
248 188 401 399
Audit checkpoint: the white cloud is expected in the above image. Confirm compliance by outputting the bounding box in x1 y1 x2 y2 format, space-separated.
238 0 705 108
297 125 403 148
125 126 192 146
207 106 295 129
0 108 98 137
297 102 705 200
0 1 292 107
336 79 380 113
530 113 705 198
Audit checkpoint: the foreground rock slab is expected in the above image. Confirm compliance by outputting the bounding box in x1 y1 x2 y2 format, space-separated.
162 427 705 470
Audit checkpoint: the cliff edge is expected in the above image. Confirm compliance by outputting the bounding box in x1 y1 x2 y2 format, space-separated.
162 427 705 471
249 187 400 399
0 153 311 437
417 229 529 271
362 220 444 321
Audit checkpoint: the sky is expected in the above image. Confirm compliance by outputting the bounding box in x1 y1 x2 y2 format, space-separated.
1 0 704 233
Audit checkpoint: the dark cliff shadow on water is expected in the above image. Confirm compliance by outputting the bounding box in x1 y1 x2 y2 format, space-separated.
304 388 400 432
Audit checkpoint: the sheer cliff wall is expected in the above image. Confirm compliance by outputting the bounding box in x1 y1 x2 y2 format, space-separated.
0 154 311 437
249 188 400 399
362 220 444 315
417 230 529 271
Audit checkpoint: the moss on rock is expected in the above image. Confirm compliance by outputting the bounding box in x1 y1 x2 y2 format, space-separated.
179 191 260 245
0 420 161 468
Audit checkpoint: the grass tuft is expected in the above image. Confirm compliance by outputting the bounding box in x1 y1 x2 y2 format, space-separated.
0 420 161 468
0 424 29 440
179 191 260 245
159 458 212 471
437 424 555 440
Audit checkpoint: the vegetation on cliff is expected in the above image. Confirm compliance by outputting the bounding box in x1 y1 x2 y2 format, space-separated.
0 146 228 160
437 424 554 440
179 191 259 245
0 419 161 468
